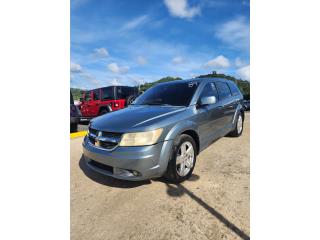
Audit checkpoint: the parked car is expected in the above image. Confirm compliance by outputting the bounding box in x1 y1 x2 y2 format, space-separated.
70 91 81 132
82 78 244 183
243 100 250 111
79 86 139 121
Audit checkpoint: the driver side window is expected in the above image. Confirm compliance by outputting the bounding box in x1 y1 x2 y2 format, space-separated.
199 83 219 99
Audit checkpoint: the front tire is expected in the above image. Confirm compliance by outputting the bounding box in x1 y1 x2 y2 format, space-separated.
164 134 197 183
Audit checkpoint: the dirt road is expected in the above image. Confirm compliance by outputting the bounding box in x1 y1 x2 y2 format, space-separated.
71 113 250 240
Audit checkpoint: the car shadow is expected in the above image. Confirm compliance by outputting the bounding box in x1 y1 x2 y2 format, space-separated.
164 182 250 240
78 155 151 188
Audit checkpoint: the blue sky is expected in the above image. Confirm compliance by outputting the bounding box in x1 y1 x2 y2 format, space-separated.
71 0 250 89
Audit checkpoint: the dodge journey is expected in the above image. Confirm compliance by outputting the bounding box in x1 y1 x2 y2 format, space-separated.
82 78 244 183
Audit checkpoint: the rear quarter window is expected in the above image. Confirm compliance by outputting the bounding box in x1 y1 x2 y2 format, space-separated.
227 82 241 96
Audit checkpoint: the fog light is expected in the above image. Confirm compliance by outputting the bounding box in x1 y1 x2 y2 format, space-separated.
132 170 141 176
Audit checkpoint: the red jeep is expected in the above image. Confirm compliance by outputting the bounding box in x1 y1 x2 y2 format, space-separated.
79 86 139 120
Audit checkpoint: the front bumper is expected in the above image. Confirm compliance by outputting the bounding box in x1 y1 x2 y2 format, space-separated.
82 135 173 181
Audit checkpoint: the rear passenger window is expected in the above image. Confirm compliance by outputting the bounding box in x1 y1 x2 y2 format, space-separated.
215 82 232 100
102 87 114 100
227 82 240 96
199 83 219 99
93 89 100 100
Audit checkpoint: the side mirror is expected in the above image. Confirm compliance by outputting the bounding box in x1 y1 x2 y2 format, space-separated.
200 96 217 106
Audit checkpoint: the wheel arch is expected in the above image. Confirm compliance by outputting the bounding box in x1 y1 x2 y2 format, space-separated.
180 130 200 155
99 104 112 113
164 120 200 155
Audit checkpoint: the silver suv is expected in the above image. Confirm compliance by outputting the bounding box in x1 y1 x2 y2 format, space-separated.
82 78 244 183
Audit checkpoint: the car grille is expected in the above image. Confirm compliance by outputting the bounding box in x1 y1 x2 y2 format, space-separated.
88 127 122 150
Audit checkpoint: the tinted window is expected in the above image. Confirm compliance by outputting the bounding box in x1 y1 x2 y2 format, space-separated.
117 87 135 99
102 87 114 100
215 82 232 100
227 82 240 96
93 89 100 100
116 87 123 99
84 91 91 101
199 83 219 99
134 81 199 106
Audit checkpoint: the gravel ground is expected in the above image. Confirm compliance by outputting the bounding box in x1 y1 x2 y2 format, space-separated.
71 113 250 240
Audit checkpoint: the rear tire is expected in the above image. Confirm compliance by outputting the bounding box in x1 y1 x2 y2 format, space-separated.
126 95 136 106
99 108 109 116
228 112 244 137
164 134 197 183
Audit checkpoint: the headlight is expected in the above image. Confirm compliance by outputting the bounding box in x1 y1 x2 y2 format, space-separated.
119 128 163 146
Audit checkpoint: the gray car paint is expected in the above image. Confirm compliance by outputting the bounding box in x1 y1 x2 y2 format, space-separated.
82 78 244 180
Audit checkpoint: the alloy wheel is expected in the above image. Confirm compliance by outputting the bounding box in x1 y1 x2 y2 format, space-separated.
237 115 243 134
176 141 195 177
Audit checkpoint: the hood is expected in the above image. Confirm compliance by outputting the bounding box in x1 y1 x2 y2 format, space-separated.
90 105 186 132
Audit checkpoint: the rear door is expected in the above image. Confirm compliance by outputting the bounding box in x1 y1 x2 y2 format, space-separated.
215 81 236 129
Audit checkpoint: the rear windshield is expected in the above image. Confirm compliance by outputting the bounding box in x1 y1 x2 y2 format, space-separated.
133 81 199 106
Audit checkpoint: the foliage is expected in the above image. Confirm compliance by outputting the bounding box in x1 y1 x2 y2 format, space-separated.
196 71 250 99
71 88 84 101
138 72 250 99
70 72 250 101
139 76 182 92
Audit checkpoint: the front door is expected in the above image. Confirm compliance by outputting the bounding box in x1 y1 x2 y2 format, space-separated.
196 82 224 148
81 89 100 117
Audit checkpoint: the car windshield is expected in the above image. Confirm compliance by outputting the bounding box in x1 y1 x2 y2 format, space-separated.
133 81 199 106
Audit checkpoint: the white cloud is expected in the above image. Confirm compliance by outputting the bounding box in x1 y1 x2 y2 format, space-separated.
70 61 100 86
130 76 145 85
172 56 185 64
137 56 147 65
122 15 149 30
93 48 109 58
70 62 82 73
216 16 250 50
237 65 250 80
164 0 201 19
107 62 129 74
204 55 230 68
235 57 245 67
110 78 121 85
81 72 100 86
